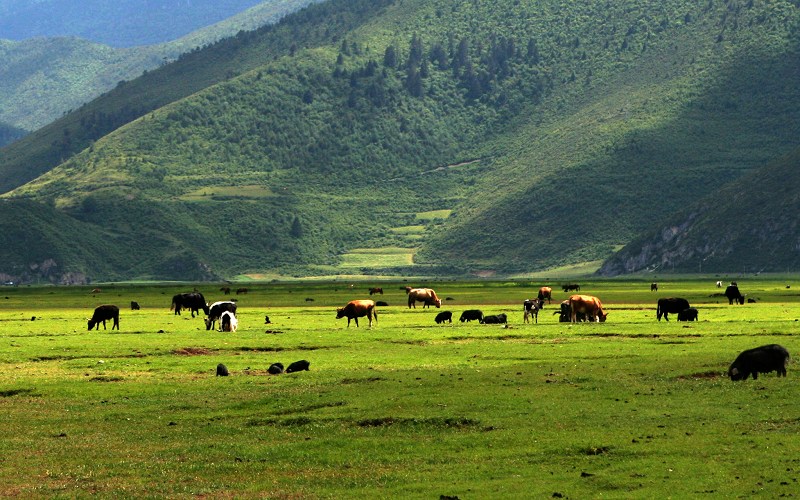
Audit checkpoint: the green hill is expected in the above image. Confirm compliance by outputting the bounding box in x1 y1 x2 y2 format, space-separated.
0 0 319 133
598 148 800 276
2 0 799 283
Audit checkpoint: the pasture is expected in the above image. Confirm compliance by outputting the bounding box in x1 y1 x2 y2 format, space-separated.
1 279 799 498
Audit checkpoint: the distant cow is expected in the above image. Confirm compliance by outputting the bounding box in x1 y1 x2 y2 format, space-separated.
407 288 442 308
716 281 723 288
656 297 691 321
523 298 544 324
538 287 553 304
375 301 389 306
677 307 699 321
286 360 310 373
725 284 745 305
268 362 284 375
435 311 453 324
729 344 790 381
236 287 248 295
220 311 238 332
216 363 229 376
369 287 384 295
568 294 607 322
171 292 209 317
459 310 484 322
651 283 658 292
205 301 237 331
220 286 231 295
88 305 119 331
554 300 588 322
336 299 377 327
562 284 580 292
90 288 102 294
481 313 508 324
130 301 140 310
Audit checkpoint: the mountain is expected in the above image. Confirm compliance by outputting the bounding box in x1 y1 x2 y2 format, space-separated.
1 0 799 283
0 0 321 133
0 0 269 47
0 120 26 148
598 149 800 276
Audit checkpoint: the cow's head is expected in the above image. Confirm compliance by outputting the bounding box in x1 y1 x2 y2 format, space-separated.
598 311 608 322
335 307 346 319
204 317 213 330
434 298 442 308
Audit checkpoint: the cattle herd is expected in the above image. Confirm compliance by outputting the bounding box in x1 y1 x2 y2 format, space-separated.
84 281 790 381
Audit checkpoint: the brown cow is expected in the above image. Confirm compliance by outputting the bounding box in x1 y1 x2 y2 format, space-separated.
568 294 608 323
407 288 442 308
336 299 377 327
369 287 383 295
538 286 552 304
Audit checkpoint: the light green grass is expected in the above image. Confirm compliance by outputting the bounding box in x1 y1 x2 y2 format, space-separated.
0 279 799 497
415 209 452 220
179 184 274 201
339 248 416 269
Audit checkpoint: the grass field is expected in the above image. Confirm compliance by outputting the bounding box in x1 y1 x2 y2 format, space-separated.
1 278 799 498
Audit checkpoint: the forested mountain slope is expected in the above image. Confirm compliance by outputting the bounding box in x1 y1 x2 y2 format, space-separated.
0 0 319 135
2 0 799 283
598 148 800 276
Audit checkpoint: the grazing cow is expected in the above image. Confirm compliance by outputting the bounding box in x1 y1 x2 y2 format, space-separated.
435 311 453 324
651 283 658 292
725 284 745 305
369 287 384 295
171 292 209 317
220 286 231 295
568 295 607 323
88 305 119 331
130 301 140 310
747 298 757 304
562 283 580 292
716 281 723 288
407 288 442 308
220 310 238 332
286 360 310 373
656 297 691 321
554 300 587 322
481 313 508 324
268 362 284 374
90 288 102 294
459 310 484 322
375 301 389 306
216 363 229 376
205 301 237 331
236 287 248 295
538 287 553 304
677 307 699 321
336 299 377 327
729 344 790 381
523 298 544 324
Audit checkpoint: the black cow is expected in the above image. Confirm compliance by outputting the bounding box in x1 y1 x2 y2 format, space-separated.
656 297 691 321
459 310 484 322
435 311 453 324
554 300 586 322
130 301 140 310
216 363 229 376
205 301 238 331
286 360 310 373
171 292 209 317
677 307 699 321
481 313 507 324
650 282 658 291
729 344 790 381
523 298 544 324
725 284 745 305
562 284 580 292
268 362 284 375
88 304 119 330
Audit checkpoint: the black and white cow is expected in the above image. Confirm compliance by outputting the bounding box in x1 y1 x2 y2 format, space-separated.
205 301 238 331
523 298 544 324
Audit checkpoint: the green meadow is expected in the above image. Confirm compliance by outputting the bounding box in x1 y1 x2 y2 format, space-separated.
1 278 799 498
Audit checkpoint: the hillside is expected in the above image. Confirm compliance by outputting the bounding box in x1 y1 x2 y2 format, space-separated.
0 0 319 133
2 0 800 283
598 148 800 276
0 0 267 47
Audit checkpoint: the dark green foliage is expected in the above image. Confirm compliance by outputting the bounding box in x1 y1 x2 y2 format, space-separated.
0 122 26 148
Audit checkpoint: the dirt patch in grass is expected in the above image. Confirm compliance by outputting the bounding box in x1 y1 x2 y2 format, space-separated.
0 388 34 397
173 347 214 356
88 375 125 382
356 416 484 430
676 371 723 380
341 376 385 384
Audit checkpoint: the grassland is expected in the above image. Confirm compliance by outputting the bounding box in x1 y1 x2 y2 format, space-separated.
1 278 799 498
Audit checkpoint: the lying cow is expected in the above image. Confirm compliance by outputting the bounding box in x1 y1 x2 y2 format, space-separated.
220 311 238 332
459 310 484 322
481 313 507 324
677 307 698 321
523 298 544 324
88 304 120 331
568 294 607 322
435 311 453 324
336 299 377 327
286 360 310 373
656 297 691 321
205 301 237 331
725 284 745 305
729 344 790 381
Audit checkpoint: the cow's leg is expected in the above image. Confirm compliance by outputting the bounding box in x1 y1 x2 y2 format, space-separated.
354 317 359 327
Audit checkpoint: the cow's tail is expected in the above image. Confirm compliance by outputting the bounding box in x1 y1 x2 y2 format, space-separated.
372 305 378 324
656 303 661 320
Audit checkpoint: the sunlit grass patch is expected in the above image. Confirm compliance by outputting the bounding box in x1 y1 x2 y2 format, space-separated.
179 184 274 201
339 248 415 268
415 209 452 220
